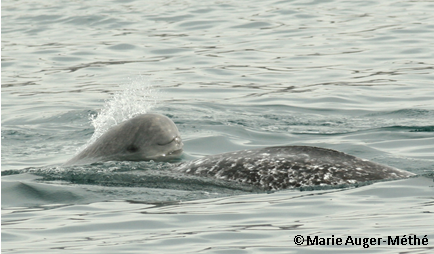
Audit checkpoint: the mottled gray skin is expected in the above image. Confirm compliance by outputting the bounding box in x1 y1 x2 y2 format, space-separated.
64 113 183 166
174 146 415 190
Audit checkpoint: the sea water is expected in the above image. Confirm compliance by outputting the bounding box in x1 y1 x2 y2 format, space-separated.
2 0 434 253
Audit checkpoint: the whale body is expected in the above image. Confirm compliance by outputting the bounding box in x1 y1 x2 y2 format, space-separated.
174 146 415 190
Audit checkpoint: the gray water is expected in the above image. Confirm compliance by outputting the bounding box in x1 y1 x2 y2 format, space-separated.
2 0 434 253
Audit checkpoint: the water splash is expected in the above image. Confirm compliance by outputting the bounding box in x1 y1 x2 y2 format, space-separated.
88 76 159 145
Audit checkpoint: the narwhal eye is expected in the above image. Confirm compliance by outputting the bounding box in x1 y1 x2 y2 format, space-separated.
126 145 139 153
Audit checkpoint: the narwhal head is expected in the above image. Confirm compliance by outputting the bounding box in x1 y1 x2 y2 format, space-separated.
64 113 183 166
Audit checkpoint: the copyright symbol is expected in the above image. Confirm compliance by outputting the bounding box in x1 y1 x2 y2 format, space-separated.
294 235 304 245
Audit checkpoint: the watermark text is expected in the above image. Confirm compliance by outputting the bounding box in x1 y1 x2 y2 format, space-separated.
293 235 428 248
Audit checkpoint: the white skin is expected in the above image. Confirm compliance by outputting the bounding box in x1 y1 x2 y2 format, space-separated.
64 113 183 166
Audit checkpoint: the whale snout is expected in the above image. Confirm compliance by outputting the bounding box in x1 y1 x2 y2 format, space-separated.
155 134 183 160
168 135 184 156
168 148 183 156
157 135 182 146
165 135 183 150
173 136 183 147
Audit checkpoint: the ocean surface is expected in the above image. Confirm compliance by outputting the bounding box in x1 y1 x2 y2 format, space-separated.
2 0 434 253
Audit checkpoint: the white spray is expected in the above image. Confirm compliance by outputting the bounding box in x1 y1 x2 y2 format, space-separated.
87 76 159 146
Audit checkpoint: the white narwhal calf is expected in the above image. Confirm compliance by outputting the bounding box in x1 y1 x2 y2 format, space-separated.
64 113 183 166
